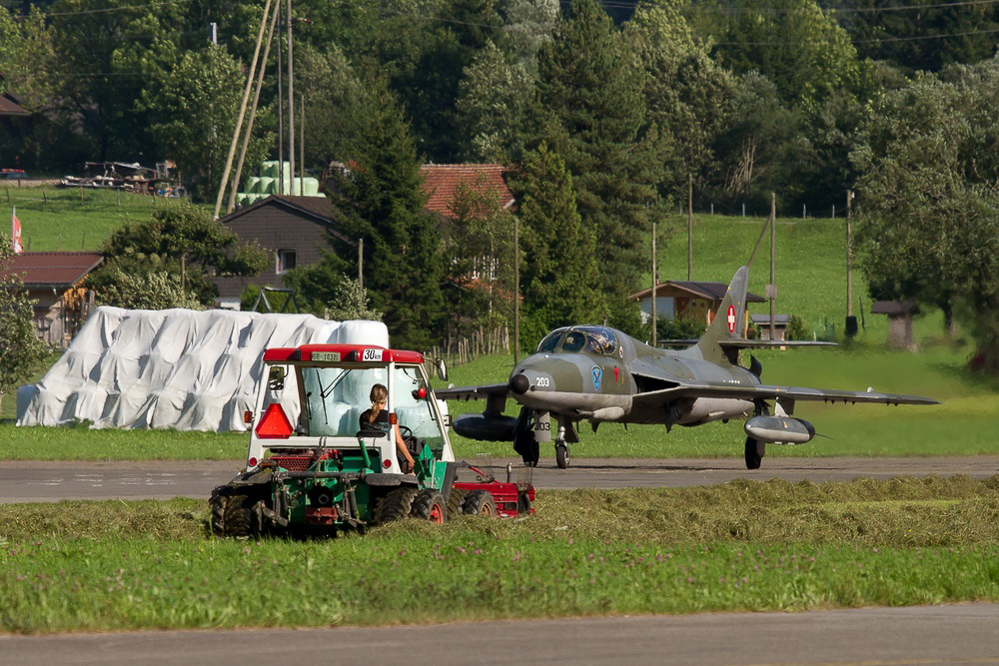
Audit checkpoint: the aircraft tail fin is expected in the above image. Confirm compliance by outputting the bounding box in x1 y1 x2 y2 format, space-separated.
690 266 749 365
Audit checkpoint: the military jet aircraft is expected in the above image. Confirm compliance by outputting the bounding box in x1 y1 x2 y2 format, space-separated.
436 266 938 469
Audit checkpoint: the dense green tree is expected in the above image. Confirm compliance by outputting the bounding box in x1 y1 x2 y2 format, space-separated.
441 175 515 342
48 0 188 163
534 0 661 332
626 1 737 198
146 45 268 202
828 0 999 72
515 142 604 348
852 60 999 370
457 40 536 163
295 43 367 178
88 204 269 308
0 234 48 406
326 77 445 349
704 0 871 110
710 71 800 210
280 263 382 321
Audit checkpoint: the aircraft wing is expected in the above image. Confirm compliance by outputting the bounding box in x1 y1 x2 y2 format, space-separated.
633 381 939 407
435 382 510 402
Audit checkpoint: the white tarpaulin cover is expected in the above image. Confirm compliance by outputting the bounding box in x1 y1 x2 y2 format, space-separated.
16 307 389 432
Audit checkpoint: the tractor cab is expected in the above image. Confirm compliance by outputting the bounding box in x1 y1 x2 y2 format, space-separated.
245 344 453 477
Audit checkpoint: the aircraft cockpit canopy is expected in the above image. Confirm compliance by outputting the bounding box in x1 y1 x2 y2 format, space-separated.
536 326 618 356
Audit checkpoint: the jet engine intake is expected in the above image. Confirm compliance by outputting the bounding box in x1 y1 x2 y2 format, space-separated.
743 415 816 445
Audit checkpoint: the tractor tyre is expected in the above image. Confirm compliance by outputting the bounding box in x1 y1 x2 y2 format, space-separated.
374 486 419 525
209 486 228 536
222 493 255 538
411 489 447 524
445 488 467 520
461 489 497 517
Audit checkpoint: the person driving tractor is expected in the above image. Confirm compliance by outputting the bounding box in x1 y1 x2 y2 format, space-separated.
359 383 416 473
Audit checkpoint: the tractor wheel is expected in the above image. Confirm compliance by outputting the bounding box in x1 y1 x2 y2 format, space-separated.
445 488 467 520
222 493 258 538
374 486 419 524
411 489 447 524
461 489 497 517
209 486 228 536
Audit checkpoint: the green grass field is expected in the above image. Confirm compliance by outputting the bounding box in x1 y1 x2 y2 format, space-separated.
3 477 999 633
3 185 178 252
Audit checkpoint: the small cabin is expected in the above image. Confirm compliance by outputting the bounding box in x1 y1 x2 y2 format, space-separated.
749 314 790 343
630 279 765 334
0 251 103 347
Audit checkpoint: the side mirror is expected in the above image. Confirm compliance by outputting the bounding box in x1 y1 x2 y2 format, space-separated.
436 358 448 382
268 366 286 391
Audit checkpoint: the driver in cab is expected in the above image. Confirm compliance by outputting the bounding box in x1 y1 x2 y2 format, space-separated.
359 383 416 473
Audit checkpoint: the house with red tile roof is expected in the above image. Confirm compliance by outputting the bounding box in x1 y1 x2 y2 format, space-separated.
0 251 103 346
215 166 515 309
420 164 514 218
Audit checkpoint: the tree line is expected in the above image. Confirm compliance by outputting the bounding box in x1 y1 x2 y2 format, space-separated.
2 0 999 369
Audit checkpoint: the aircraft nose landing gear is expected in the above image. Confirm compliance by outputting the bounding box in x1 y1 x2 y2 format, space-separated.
554 424 569 469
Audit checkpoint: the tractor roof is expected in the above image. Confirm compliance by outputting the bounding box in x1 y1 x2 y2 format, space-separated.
263 344 424 365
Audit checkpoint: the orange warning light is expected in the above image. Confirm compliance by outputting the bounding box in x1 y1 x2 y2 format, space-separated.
255 403 294 439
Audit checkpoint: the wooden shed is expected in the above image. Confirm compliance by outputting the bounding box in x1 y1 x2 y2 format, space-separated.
0 251 102 347
630 279 765 332
871 300 918 350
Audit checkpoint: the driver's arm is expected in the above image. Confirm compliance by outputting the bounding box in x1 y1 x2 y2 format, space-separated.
394 423 415 473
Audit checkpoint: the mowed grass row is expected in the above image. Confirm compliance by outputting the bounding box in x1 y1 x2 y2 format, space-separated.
3 341 998 460
3 477 999 633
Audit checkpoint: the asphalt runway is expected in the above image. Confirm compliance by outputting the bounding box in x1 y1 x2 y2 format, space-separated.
4 456 999 663
1 455 998 503
4 604 998 665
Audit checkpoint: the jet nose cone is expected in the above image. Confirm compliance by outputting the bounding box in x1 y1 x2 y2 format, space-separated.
509 373 531 395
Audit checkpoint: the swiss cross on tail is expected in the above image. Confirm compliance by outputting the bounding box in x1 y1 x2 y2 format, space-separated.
727 305 736 333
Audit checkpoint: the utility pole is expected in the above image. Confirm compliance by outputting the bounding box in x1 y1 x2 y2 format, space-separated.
845 189 856 336
227 0 280 214
769 193 776 343
300 92 305 189
514 216 520 365
687 174 693 280
286 0 295 196
276 0 283 194
651 221 657 348
358 238 364 296
213 0 273 218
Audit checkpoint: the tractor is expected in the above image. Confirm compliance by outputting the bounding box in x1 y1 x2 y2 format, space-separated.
209 343 534 537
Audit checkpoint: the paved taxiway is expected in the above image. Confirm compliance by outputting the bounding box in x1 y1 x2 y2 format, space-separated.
1 455 997 503
4 604 998 665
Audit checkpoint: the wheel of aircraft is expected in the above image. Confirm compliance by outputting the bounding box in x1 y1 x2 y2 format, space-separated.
744 436 763 470
555 442 569 469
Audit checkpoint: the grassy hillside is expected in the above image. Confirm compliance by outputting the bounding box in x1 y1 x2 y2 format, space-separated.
654 212 905 343
3 185 180 251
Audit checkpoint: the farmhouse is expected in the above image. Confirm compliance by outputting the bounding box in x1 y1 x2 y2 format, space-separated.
215 164 514 310
0 251 103 347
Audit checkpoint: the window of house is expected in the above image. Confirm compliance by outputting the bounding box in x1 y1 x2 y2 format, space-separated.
277 249 297 274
